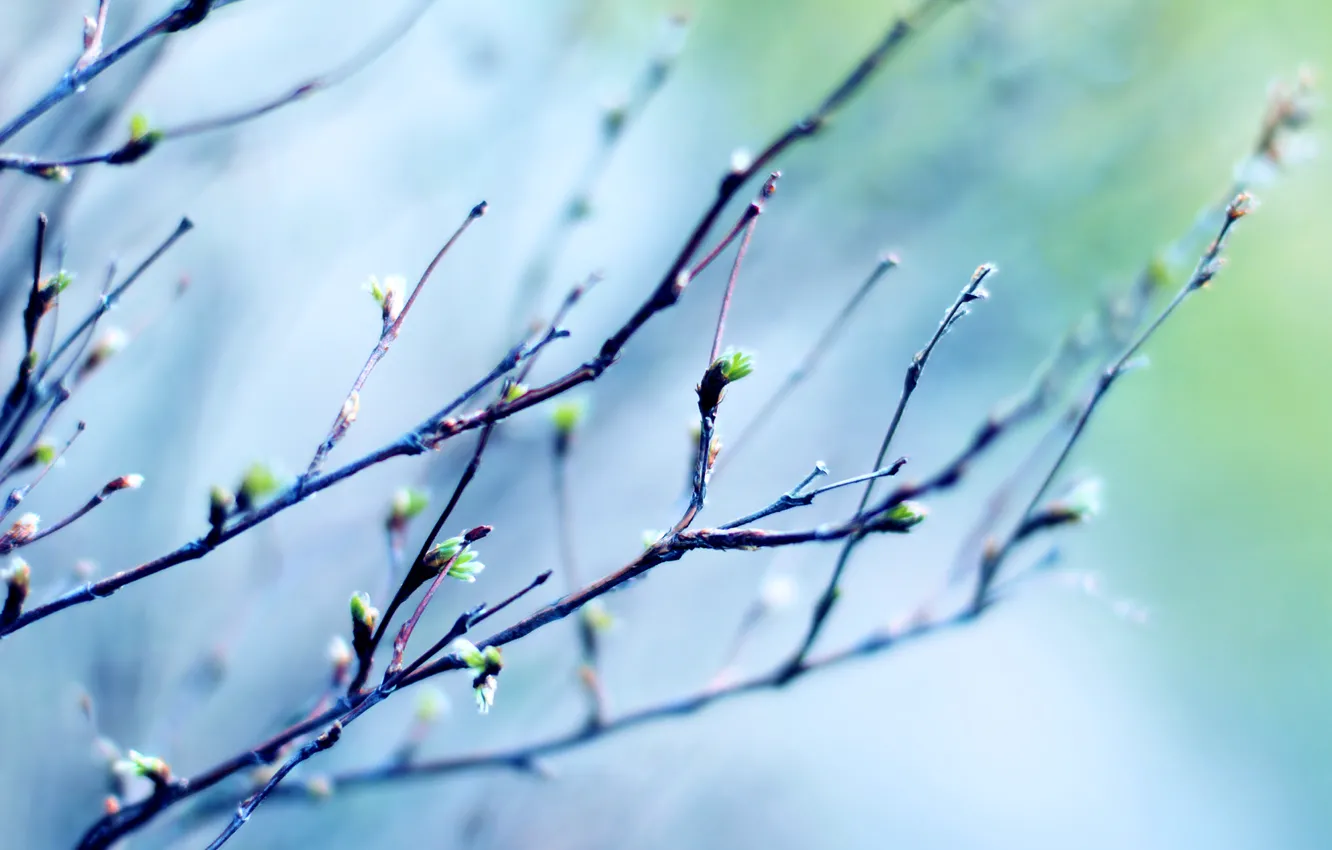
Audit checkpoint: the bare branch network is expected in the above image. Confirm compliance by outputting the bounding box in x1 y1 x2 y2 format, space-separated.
0 0 1314 848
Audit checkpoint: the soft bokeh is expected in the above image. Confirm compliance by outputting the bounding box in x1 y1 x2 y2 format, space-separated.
0 0 1327 848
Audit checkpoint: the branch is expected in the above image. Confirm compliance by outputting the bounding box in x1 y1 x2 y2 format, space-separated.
970 194 1253 610
3 0 962 641
0 0 444 177
787 263 994 672
0 0 234 148
305 201 487 480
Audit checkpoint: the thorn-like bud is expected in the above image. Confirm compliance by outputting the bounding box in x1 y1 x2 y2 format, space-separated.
2 558 31 627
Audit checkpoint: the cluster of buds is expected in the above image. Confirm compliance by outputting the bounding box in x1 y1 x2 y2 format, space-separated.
454 639 504 714
1 558 31 627
422 534 485 583
0 513 39 555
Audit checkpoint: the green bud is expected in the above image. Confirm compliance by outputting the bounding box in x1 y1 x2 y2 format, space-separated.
116 749 171 782
239 462 279 506
129 114 151 143
878 500 928 532
581 600 614 633
453 638 486 671
414 686 448 723
550 399 585 437
504 383 528 403
349 591 378 630
389 488 429 525
715 348 755 382
423 535 484 581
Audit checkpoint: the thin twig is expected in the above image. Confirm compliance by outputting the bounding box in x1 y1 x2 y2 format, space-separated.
305 202 487 480
0 0 445 177
970 194 1251 611
786 263 993 672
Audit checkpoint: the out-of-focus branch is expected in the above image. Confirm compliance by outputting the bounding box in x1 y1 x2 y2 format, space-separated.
0 0 446 178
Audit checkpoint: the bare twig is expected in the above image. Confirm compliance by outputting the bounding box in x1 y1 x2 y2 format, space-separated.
970 194 1252 611
305 201 487 480
786 263 993 672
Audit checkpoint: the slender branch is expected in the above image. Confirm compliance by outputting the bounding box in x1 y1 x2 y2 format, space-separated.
786 263 993 671
0 0 232 147
305 202 487 480
509 15 684 331
970 194 1252 611
40 218 194 381
720 457 907 530
15 473 142 548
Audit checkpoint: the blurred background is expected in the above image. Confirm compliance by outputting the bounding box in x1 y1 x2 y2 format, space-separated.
0 0 1328 847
